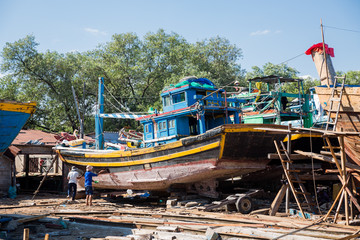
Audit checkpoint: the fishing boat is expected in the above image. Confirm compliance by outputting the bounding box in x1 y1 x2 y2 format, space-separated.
230 75 325 153
306 43 360 164
56 77 290 197
0 100 36 154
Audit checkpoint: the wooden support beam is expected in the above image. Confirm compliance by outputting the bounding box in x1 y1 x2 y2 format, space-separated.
337 175 360 212
294 150 360 171
17 214 49 223
320 150 341 157
323 175 349 221
267 153 310 160
269 184 288 216
339 136 349 225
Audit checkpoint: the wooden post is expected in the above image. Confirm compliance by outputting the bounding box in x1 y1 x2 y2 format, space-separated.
340 136 349 225
54 155 59 174
334 190 344 223
270 184 288 216
323 179 347 221
24 154 30 190
23 228 29 240
24 154 29 177
285 124 292 213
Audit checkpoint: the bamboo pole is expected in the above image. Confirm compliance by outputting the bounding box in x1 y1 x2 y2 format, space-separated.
334 190 345 223
340 136 349 225
323 176 348 221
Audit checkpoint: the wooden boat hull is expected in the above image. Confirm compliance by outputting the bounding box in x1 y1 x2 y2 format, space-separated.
56 124 289 191
315 85 360 164
0 100 36 153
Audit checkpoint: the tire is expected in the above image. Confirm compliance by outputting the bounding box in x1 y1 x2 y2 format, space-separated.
235 196 253 214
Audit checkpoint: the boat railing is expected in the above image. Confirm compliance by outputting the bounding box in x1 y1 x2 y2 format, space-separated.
195 95 242 108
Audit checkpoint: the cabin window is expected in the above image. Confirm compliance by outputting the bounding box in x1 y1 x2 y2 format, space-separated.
172 92 185 104
163 96 171 106
168 119 175 128
145 124 152 133
158 121 166 130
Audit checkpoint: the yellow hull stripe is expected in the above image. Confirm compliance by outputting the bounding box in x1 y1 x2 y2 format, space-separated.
58 141 220 167
84 140 184 158
283 133 322 142
0 101 36 114
224 127 268 133
218 133 226 159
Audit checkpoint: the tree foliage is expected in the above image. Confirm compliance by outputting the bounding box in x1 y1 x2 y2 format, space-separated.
245 62 321 93
2 31 357 133
0 30 245 133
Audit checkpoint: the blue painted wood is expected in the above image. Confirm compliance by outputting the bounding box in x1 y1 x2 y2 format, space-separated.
140 78 242 145
95 77 105 150
0 110 32 153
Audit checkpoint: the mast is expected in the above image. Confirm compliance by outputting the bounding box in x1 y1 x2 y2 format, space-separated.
305 20 336 86
95 77 105 150
321 19 330 87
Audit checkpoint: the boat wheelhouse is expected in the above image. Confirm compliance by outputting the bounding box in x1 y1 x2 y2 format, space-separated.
138 77 242 147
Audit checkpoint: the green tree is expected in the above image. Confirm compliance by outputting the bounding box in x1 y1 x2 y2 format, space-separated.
1 30 246 132
246 62 299 79
345 70 360 85
0 35 86 132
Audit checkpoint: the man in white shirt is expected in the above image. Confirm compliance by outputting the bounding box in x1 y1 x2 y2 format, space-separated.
67 166 80 201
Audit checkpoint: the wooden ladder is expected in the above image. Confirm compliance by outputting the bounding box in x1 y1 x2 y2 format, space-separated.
325 75 346 131
274 140 316 218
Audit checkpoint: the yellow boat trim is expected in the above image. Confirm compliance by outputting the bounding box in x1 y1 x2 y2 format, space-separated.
59 141 220 167
224 127 267 133
283 133 322 142
218 133 226 159
84 140 184 158
0 101 36 114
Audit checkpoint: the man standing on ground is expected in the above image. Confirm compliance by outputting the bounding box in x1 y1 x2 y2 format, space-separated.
67 166 80 201
84 165 105 206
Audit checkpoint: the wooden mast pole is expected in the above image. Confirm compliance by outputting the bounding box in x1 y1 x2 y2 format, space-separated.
320 19 330 87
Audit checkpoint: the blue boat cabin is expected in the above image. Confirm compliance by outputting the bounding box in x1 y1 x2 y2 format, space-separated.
139 78 241 147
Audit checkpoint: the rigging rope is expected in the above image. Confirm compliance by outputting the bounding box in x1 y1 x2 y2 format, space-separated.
103 84 135 115
324 25 360 34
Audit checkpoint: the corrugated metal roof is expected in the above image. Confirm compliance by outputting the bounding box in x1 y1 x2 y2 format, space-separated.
12 129 58 146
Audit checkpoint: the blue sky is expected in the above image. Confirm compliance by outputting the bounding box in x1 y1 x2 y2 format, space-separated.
1 0 359 79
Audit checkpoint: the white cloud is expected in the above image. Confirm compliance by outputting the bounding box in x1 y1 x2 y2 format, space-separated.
250 29 282 36
250 30 270 36
84 27 107 36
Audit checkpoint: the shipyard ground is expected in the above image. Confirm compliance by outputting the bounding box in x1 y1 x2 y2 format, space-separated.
1 192 360 240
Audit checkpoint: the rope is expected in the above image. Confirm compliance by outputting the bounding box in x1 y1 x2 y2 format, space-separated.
104 96 123 113
324 25 360 34
103 83 134 115
278 53 305 65
309 128 322 214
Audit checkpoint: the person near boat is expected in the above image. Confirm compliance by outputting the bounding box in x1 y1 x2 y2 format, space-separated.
67 166 81 201
84 165 106 206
